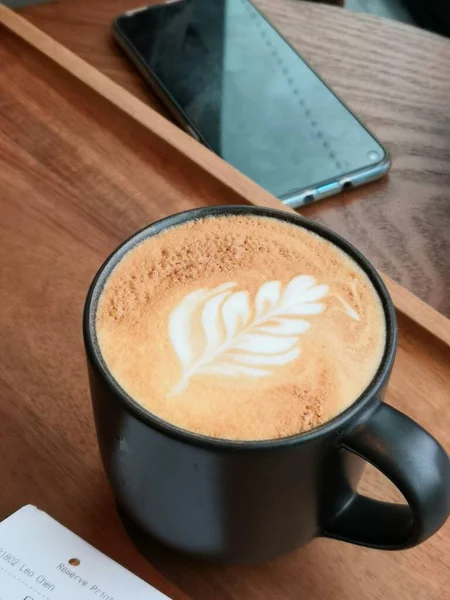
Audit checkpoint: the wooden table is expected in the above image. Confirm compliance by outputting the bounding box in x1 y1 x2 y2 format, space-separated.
0 3 449 600
17 0 450 317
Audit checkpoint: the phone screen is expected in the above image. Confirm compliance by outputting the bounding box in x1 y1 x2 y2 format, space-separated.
116 0 387 200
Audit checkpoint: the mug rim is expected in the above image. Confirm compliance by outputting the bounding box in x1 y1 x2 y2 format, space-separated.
83 205 397 451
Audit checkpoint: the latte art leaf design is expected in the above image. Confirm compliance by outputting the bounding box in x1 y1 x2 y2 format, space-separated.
168 275 333 396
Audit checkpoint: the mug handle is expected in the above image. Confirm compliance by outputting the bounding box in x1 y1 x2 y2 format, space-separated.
324 402 450 549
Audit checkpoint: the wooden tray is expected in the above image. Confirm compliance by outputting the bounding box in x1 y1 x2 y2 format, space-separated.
0 7 449 600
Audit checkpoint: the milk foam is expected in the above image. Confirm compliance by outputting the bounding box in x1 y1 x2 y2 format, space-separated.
96 215 385 441
168 275 348 395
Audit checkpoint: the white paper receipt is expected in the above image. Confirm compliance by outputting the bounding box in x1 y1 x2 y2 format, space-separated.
0 505 171 600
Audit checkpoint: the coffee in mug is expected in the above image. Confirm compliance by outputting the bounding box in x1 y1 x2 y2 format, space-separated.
96 214 385 440
85 206 450 562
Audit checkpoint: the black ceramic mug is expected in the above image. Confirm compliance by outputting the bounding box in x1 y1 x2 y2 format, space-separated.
83 206 450 563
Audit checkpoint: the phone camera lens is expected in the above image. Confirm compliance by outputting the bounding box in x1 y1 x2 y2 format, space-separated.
368 150 381 161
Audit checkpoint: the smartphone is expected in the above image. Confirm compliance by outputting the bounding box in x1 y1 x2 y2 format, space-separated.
113 0 390 207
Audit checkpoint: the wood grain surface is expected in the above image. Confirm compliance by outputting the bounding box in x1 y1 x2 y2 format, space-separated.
18 0 450 316
2 4 449 349
0 15 449 600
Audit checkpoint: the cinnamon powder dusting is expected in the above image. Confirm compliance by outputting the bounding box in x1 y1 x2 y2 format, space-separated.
96 215 386 441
